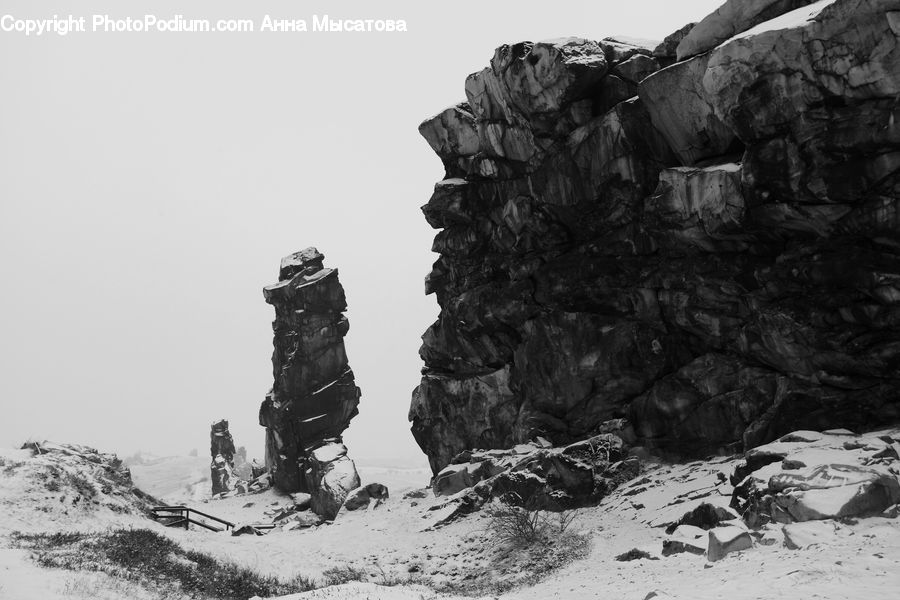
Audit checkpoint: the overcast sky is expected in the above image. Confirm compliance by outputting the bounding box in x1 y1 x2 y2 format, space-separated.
0 0 723 467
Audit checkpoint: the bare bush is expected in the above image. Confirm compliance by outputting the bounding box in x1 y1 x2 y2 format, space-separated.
554 507 580 534
321 565 366 587
486 499 548 547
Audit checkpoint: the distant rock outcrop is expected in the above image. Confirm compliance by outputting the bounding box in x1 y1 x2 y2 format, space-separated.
411 1 900 474
259 248 361 519
210 419 236 495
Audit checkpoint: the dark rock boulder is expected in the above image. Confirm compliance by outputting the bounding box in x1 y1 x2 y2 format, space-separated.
260 248 361 518
429 434 637 512
342 483 390 512
664 502 739 534
304 442 360 520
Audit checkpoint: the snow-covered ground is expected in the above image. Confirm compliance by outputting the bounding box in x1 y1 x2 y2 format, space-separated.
130 455 211 504
2 432 899 600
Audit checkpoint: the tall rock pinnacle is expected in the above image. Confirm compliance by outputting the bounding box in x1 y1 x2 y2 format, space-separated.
259 248 361 517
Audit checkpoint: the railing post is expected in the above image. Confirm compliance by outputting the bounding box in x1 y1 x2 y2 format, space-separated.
184 508 189 530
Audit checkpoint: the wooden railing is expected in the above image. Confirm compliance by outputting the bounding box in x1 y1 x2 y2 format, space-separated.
150 506 277 533
150 506 235 532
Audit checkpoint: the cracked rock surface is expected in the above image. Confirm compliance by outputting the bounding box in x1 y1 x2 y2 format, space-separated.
411 2 900 475
260 248 361 518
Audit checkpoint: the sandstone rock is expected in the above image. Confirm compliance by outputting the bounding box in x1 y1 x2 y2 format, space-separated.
304 442 360 521
770 465 900 521
250 459 267 479
413 5 900 474
653 22 696 64
231 524 265 537
782 520 836 549
210 419 236 495
732 428 900 525
644 163 746 252
639 53 736 165
613 54 661 84
260 249 361 517
434 463 482 497
707 526 753 561
665 502 739 534
663 524 707 556
342 483 390 512
418 103 479 161
281 511 323 531
677 0 820 61
464 38 607 124
429 434 630 511
661 539 706 557
290 492 311 510
704 0 900 206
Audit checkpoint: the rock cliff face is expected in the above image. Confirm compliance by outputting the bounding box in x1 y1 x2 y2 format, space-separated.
260 248 361 517
411 0 900 474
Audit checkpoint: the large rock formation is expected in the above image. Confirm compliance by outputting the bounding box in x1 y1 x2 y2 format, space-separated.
260 248 361 518
411 1 900 474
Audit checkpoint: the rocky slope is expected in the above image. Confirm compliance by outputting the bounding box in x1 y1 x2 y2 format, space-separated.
260 248 362 518
411 0 900 474
0 441 155 534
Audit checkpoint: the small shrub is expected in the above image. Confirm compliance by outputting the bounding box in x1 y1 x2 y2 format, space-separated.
553 507 580 534
65 472 97 500
11 528 315 599
372 561 417 587
322 565 366 586
486 498 548 548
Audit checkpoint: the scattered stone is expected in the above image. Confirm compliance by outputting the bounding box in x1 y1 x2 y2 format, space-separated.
662 539 705 557
707 526 753 561
616 548 657 562
342 483 390 512
282 512 323 531
431 434 632 511
231 524 265 537
665 503 738 534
